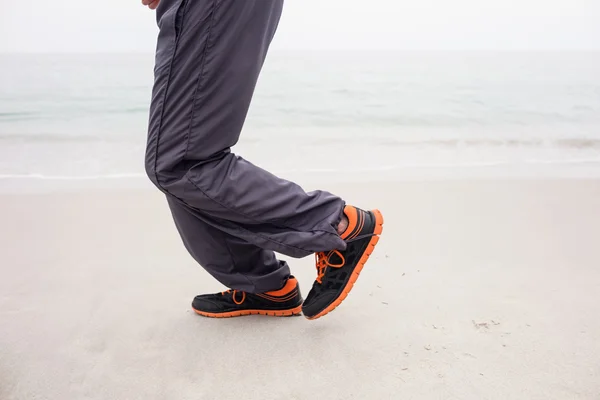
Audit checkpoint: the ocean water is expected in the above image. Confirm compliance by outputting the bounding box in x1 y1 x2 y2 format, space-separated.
1 51 600 184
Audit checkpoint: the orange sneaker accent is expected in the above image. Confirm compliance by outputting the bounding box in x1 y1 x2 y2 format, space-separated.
307 208 384 320
264 276 298 296
193 305 302 318
256 292 298 303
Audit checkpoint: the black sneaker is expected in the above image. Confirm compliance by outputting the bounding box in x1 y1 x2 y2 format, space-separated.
192 276 303 318
302 205 384 320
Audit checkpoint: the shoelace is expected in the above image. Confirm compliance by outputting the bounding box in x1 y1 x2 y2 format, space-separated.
221 289 246 305
315 250 346 284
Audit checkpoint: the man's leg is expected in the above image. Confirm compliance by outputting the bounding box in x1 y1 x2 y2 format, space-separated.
146 0 384 319
168 196 304 317
146 0 346 259
167 196 290 293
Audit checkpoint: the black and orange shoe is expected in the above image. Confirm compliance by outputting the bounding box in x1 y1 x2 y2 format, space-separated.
192 276 303 318
302 205 384 320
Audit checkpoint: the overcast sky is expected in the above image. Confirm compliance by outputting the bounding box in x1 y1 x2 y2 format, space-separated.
1 0 598 53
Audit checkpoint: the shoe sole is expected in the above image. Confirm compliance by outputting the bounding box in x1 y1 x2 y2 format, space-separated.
306 209 384 321
193 304 303 318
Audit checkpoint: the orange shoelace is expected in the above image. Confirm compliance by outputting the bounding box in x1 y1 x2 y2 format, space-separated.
315 250 346 284
221 289 246 305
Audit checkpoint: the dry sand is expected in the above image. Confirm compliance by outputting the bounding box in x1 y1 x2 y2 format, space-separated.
1 180 599 399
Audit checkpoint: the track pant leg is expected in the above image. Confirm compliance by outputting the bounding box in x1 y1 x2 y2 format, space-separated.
146 0 347 288
167 197 290 293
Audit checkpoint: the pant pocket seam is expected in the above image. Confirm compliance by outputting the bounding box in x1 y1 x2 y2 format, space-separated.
183 0 221 161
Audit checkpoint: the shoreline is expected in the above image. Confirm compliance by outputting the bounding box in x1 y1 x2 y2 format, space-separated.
3 163 600 194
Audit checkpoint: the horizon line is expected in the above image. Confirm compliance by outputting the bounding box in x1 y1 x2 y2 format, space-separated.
1 49 599 55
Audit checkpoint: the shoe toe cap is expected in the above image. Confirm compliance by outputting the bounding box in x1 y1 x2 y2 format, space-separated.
192 296 225 313
301 289 338 318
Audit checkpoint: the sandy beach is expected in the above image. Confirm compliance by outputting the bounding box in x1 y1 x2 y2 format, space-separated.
1 179 599 400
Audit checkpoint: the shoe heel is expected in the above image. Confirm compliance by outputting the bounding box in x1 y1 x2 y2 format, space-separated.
372 209 384 235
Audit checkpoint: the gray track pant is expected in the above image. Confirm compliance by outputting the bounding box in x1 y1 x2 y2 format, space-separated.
145 0 346 293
